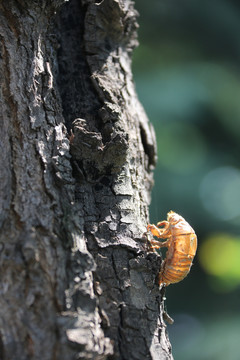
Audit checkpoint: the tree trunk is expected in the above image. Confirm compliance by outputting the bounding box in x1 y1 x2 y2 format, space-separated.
0 0 173 359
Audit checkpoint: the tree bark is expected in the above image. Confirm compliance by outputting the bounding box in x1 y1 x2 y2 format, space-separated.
0 0 173 359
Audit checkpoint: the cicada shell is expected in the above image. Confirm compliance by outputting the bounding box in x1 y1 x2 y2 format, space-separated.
147 211 197 287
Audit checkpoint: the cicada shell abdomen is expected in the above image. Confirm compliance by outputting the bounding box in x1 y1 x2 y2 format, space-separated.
159 233 197 286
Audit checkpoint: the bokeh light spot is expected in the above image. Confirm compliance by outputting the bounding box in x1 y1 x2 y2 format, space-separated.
199 233 240 291
199 166 240 221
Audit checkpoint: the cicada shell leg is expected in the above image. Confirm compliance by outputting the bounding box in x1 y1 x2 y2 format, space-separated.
147 224 162 238
150 239 171 250
147 221 171 239
157 220 169 230
147 222 172 252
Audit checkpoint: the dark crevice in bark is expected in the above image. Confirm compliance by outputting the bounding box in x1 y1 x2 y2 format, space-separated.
140 123 157 168
56 0 102 132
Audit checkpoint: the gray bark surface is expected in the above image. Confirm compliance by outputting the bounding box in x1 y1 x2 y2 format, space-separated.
0 0 173 359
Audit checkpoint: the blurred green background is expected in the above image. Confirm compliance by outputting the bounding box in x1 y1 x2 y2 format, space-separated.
133 0 240 359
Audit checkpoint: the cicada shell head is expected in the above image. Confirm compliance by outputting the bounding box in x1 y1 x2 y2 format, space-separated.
167 211 183 224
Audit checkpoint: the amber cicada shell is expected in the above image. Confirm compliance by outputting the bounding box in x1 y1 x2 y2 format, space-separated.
147 211 197 287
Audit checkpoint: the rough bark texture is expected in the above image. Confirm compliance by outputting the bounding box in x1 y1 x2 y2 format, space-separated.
0 0 173 359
